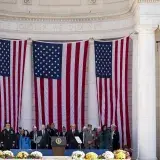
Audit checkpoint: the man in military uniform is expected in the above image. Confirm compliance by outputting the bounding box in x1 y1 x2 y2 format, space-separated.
2 122 16 150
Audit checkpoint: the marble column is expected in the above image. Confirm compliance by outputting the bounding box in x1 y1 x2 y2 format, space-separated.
131 34 138 160
87 40 99 128
20 40 32 131
137 25 157 160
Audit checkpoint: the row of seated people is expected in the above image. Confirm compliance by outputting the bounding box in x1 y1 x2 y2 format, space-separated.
0 122 120 151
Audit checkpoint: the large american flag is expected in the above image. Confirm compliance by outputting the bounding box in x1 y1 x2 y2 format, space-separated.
0 39 27 131
33 40 89 131
94 37 131 147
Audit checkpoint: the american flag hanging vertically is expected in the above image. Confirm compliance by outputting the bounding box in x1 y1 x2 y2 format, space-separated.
0 39 27 131
94 37 131 147
33 41 89 131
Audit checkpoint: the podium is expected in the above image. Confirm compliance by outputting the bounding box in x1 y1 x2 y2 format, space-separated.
51 137 66 156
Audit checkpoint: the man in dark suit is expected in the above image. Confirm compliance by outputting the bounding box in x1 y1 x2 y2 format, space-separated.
1 122 16 150
38 125 50 149
30 126 38 149
111 124 120 151
79 126 87 149
66 124 79 149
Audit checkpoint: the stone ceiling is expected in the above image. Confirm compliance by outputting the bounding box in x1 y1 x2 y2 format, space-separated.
0 0 131 19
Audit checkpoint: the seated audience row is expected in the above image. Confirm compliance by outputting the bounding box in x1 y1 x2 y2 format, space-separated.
0 122 120 151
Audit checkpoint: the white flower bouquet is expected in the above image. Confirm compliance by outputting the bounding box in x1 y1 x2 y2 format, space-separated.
27 151 43 159
102 151 114 159
71 151 85 160
3 150 14 158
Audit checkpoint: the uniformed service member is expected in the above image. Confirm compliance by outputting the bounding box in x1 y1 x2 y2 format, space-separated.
1 122 16 150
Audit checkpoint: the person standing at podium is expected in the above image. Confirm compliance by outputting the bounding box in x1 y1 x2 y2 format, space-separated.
49 123 59 137
60 126 67 137
66 124 79 149
38 124 49 149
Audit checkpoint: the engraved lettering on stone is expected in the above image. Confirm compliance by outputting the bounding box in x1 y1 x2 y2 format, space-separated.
0 17 133 33
75 23 83 31
51 24 62 32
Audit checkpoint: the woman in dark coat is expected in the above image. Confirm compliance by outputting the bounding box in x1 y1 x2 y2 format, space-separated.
99 125 111 150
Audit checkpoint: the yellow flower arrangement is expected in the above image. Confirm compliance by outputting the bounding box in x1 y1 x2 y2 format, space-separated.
0 150 4 158
114 149 131 159
0 150 3 156
16 151 29 159
85 152 98 160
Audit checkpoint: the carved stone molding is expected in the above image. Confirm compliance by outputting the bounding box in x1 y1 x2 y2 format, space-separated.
138 0 160 2
104 0 127 3
0 0 16 3
39 0 81 6
0 0 130 21
135 24 158 34
23 0 32 5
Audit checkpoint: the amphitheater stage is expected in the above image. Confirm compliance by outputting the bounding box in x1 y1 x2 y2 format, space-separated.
11 149 106 156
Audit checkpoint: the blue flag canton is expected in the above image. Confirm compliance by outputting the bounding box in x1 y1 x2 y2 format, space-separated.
33 41 63 79
0 40 10 77
94 41 112 78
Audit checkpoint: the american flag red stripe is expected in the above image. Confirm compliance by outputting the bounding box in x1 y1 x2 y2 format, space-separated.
96 37 131 147
0 40 27 131
34 41 89 131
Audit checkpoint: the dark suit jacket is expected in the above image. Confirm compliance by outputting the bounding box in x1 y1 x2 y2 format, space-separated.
59 132 67 137
15 132 21 149
49 128 59 137
66 130 79 149
29 131 38 149
38 130 50 149
112 130 120 151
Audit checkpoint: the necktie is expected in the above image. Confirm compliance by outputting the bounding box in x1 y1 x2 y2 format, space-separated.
34 133 36 142
83 132 85 143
